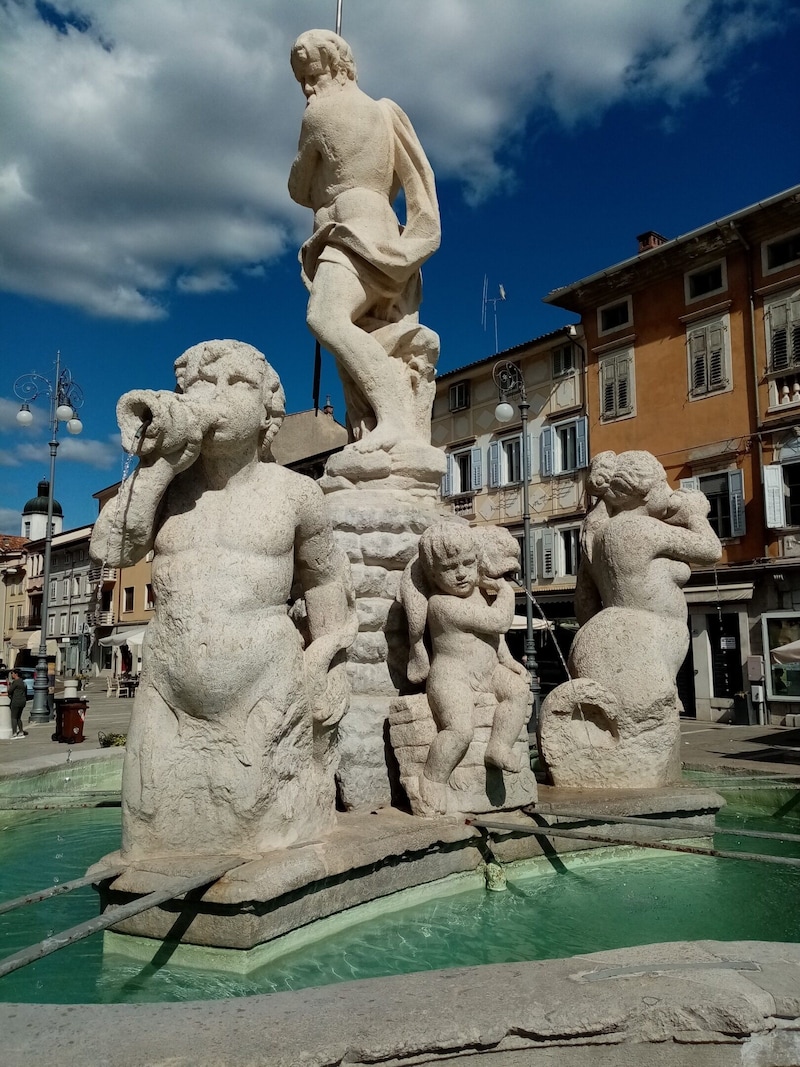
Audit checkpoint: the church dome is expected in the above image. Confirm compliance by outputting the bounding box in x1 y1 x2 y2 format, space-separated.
23 479 63 518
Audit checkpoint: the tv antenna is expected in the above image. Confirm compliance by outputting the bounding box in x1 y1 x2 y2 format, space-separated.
482 276 506 354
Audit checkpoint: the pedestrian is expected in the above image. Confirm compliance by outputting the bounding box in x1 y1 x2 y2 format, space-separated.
8 669 28 739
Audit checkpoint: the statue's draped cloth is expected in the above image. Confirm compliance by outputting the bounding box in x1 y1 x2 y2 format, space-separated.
298 99 440 313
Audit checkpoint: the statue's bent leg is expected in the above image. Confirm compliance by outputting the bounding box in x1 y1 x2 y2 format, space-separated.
484 667 528 773
424 676 474 786
306 262 414 446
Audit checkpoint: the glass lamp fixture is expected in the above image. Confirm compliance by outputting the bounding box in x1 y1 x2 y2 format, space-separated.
16 404 34 426
56 403 74 421
494 400 515 423
66 417 83 435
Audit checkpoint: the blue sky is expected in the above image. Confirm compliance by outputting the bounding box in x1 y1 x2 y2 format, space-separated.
1 0 798 533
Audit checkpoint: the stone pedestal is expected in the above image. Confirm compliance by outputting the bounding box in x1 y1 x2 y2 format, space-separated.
321 443 446 809
389 693 538 816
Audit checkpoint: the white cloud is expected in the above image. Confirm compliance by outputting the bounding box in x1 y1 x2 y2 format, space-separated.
11 434 119 469
0 0 783 318
0 507 23 533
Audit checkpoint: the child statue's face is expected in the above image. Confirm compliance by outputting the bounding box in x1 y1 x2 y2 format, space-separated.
434 549 478 598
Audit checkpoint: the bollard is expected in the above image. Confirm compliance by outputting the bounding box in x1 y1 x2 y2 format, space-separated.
0 691 12 741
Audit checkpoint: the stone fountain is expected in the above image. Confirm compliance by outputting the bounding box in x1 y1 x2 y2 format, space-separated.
84 28 723 968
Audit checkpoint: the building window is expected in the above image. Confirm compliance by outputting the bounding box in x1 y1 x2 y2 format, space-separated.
448 380 470 412
488 435 532 489
597 296 632 337
70 612 79 635
536 525 581 580
685 259 727 304
763 230 800 275
763 613 800 700
681 470 745 538
763 436 800 528
62 578 69 600
599 348 634 419
764 290 800 375
443 446 482 497
145 583 155 610
551 343 575 377
59 613 68 635
73 576 81 597
50 580 57 601
540 417 588 477
687 315 730 397
47 614 55 637
123 587 134 613
23 522 30 538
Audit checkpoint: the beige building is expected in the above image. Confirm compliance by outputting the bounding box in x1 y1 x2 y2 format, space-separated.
432 325 587 688
1 535 29 668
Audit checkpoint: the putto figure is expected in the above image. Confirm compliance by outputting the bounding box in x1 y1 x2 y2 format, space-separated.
391 524 536 817
90 340 356 859
289 29 441 454
539 450 722 789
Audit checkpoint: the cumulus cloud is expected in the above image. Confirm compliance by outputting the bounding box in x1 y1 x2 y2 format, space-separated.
10 435 119 469
0 0 783 318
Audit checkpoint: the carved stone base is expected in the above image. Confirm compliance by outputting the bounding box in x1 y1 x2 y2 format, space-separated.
321 442 446 502
389 692 538 816
538 678 682 790
324 487 447 809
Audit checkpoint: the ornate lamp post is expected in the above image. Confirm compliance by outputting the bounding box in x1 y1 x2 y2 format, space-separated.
492 360 541 724
14 352 84 724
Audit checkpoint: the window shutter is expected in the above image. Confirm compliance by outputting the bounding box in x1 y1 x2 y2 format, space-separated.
600 359 616 417
680 477 700 492
689 329 708 393
575 417 588 469
770 301 790 371
616 353 631 413
441 453 453 498
470 447 483 491
728 469 745 537
763 464 787 529
525 433 534 481
488 442 500 489
540 426 553 477
541 528 555 579
708 324 725 388
528 530 538 582
791 294 800 367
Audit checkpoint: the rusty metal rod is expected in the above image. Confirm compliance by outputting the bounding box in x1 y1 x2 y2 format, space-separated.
466 817 800 869
0 866 125 916
530 808 800 846
0 858 247 981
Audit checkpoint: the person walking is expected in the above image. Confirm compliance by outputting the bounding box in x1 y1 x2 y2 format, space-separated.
8 669 28 739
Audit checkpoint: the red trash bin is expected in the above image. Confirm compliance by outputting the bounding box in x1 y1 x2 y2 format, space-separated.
53 698 87 744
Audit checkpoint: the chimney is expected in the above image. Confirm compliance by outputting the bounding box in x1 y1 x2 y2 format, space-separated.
636 230 668 254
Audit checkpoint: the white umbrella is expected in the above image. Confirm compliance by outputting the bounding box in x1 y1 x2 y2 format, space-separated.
771 639 800 664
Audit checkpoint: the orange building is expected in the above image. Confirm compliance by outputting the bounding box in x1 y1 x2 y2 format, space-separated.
545 184 800 725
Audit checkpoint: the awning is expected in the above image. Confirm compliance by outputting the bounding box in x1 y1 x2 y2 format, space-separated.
25 634 59 655
98 625 148 649
684 582 754 604
510 615 553 631
771 640 800 664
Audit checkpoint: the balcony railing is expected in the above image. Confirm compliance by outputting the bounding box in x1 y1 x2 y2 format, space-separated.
18 615 42 630
88 565 117 585
450 494 476 518
88 611 115 627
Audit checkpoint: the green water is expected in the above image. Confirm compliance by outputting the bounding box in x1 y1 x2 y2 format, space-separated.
0 799 799 1004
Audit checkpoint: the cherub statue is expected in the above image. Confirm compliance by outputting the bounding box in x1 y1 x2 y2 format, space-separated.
90 340 356 859
539 450 722 788
397 523 530 814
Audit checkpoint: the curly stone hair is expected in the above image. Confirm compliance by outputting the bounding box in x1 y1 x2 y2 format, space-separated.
173 340 285 462
291 29 358 83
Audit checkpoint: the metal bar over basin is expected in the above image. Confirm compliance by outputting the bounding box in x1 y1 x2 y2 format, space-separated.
467 816 800 869
0 858 247 981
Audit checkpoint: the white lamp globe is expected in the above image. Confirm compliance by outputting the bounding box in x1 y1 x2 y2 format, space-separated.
16 405 34 426
66 417 83 435
494 401 515 423
56 403 74 421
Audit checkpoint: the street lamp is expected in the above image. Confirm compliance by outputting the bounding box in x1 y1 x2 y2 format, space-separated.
492 360 541 724
14 352 84 725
